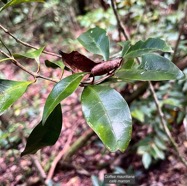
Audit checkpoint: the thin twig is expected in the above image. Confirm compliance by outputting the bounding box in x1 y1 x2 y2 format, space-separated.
172 4 187 62
149 81 187 167
31 155 47 180
0 49 58 83
0 38 12 56
111 0 142 65
110 0 129 40
0 24 61 58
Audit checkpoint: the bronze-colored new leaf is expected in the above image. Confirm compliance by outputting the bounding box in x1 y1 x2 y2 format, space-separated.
91 58 122 76
59 50 98 73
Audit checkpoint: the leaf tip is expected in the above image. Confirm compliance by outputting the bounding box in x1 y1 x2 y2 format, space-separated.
21 149 38 157
177 70 185 80
42 117 46 126
20 151 27 157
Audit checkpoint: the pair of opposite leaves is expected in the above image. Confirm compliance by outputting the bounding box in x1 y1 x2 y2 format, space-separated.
59 51 122 76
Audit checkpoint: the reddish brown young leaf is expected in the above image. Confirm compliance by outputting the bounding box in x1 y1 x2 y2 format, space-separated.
91 57 123 76
59 51 123 80
59 50 98 73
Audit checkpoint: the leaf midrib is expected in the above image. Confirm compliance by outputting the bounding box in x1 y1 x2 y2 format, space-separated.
88 87 117 146
88 33 107 60
0 82 29 94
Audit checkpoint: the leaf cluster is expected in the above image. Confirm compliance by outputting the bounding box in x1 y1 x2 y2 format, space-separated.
0 26 184 157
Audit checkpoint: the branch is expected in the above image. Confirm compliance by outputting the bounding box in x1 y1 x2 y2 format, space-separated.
111 0 141 64
30 155 47 181
0 49 58 83
110 0 129 40
0 38 12 56
0 24 61 58
149 81 187 167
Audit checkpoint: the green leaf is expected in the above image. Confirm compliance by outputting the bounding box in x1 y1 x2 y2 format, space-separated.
119 41 131 57
156 129 168 141
45 60 65 70
149 148 158 160
154 137 167 150
116 54 184 81
0 79 31 115
21 104 62 156
20 47 45 59
131 109 144 122
121 59 135 69
78 27 109 61
152 144 165 160
125 38 173 59
42 73 85 124
0 0 44 12
14 46 45 64
81 85 132 152
142 152 152 169
137 145 150 155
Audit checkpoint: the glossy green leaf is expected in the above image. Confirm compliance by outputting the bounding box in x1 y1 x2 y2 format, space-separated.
21 104 62 156
117 54 184 81
42 73 85 124
125 38 173 59
119 41 131 57
81 85 132 152
142 152 152 169
45 60 65 70
0 0 44 12
78 27 109 61
0 79 31 115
